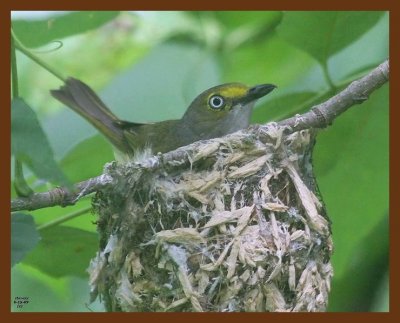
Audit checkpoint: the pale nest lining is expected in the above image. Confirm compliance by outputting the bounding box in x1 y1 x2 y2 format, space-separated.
88 124 333 312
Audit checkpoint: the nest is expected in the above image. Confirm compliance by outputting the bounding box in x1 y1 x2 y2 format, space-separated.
87 123 333 312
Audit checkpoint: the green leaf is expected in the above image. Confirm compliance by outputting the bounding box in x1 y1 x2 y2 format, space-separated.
11 213 40 266
12 11 120 48
23 226 98 278
314 84 388 278
277 11 384 65
371 271 389 312
181 11 282 50
218 11 282 51
328 214 388 311
12 265 105 311
11 98 70 187
60 135 113 183
214 11 282 30
328 13 388 83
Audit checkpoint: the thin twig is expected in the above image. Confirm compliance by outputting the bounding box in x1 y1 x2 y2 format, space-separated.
37 206 92 230
10 60 389 212
11 28 34 197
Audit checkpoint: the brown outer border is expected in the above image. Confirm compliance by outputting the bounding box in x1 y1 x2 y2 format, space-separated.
2 1 398 322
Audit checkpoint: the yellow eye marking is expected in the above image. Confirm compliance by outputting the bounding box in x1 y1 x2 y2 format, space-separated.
217 84 249 99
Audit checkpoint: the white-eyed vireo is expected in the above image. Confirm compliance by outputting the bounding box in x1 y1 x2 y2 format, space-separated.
51 78 276 157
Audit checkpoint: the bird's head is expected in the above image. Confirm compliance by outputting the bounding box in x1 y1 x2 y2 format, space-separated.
182 83 277 125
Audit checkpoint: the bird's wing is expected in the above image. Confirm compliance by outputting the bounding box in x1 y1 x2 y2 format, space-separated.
113 119 154 134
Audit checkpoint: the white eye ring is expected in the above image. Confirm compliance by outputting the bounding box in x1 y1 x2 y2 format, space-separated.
209 95 225 109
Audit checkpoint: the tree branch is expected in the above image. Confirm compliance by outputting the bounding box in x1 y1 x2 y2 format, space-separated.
11 174 113 212
278 59 389 131
10 59 389 212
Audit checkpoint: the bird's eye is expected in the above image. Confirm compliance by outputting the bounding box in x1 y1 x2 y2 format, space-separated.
209 95 225 110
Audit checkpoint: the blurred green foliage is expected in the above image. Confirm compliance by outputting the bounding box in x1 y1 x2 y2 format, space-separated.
11 98 70 187
11 213 40 266
278 12 383 66
11 11 388 312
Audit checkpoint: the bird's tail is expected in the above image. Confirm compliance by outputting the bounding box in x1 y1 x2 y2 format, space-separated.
51 78 133 154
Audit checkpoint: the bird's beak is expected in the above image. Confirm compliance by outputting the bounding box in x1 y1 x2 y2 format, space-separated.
236 84 277 106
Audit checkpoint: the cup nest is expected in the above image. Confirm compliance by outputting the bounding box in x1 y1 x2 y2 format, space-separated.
88 124 333 312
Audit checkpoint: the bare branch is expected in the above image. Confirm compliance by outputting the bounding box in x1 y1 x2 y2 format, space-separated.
11 174 113 212
10 60 389 212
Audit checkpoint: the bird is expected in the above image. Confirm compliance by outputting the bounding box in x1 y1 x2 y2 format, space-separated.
51 78 276 158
